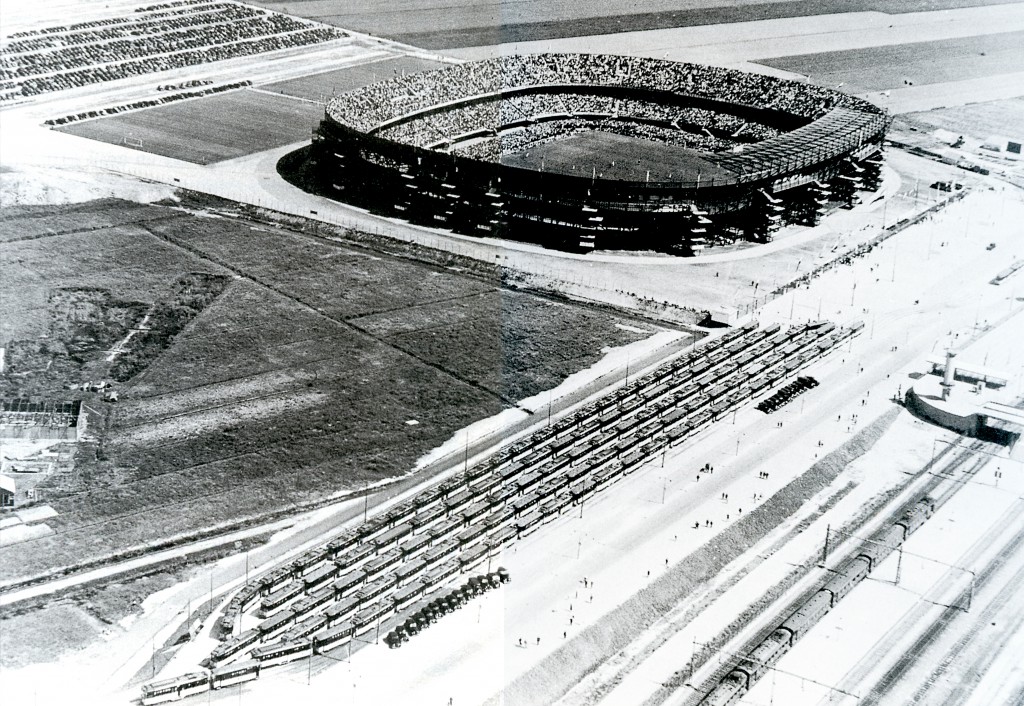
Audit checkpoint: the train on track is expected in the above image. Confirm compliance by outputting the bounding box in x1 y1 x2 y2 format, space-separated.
698 496 937 706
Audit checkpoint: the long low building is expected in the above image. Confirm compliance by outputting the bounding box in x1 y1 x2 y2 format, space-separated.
305 53 889 252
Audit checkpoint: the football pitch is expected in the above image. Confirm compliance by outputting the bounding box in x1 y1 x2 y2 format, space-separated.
57 89 322 165
501 130 736 184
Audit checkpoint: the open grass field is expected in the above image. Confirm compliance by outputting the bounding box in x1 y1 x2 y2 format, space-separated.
0 200 217 344
500 130 735 183
247 0 1009 48
261 55 450 102
900 97 1024 140
56 90 322 165
758 30 1024 93
0 199 664 582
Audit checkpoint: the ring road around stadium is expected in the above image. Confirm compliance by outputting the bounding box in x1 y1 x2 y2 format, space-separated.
307 54 890 253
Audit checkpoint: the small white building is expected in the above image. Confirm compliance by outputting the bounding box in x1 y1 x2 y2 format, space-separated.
0 475 15 508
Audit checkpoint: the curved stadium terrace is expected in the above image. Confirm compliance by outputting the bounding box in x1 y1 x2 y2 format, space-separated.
308 54 890 252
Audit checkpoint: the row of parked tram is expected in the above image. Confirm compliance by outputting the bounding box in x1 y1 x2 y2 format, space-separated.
699 496 937 706
146 318 861 703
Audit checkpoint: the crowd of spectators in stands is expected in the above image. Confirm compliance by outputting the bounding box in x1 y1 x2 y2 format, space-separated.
329 53 881 135
373 90 784 161
0 0 346 102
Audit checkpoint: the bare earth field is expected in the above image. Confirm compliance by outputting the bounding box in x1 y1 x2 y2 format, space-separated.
260 55 450 102
247 0 1018 48
758 30 1024 93
500 130 736 183
56 90 323 165
0 199 662 582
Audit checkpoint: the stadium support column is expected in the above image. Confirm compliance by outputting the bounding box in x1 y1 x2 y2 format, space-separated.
683 204 712 255
831 158 865 209
859 150 885 192
786 180 830 226
746 189 784 243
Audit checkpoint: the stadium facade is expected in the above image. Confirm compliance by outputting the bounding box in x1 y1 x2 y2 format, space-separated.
308 54 890 253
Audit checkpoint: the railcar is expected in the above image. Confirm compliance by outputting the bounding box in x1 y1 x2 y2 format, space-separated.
823 558 870 603
261 567 293 595
356 572 399 607
399 531 432 560
421 540 458 570
411 503 446 534
896 497 935 536
211 660 260 689
538 498 561 523
284 613 329 642
257 609 297 642
456 523 488 548
252 638 313 667
374 522 414 554
314 621 356 654
236 584 262 613
781 591 832 641
699 672 746 706
425 560 460 588
363 549 403 581
516 509 543 537
856 524 904 570
356 516 392 544
354 601 393 635
258 582 303 617
460 544 490 572
141 671 211 705
293 586 334 618
291 547 330 578
335 541 375 573
208 628 260 665
393 581 426 612
331 569 366 600
303 563 340 593
325 595 360 627
470 473 502 495
733 628 792 688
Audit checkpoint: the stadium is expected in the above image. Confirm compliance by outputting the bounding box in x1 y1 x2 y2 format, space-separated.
308 53 891 252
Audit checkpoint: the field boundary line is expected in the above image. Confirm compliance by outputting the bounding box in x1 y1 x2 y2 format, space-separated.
136 221 523 406
247 86 322 105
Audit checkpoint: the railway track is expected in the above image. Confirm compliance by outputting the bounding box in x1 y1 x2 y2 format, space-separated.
861 497 1024 705
678 438 994 706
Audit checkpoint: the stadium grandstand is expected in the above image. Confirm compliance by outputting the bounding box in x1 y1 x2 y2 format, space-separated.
309 54 890 253
0 0 347 103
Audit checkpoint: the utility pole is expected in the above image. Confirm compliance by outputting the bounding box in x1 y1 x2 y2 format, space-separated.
966 570 975 611
821 524 831 565
895 544 903 586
